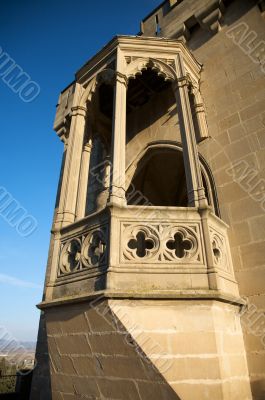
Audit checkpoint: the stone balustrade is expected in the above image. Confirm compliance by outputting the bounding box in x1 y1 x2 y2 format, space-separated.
52 205 238 300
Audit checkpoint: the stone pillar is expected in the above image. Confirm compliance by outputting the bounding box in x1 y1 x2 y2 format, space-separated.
108 70 127 207
75 137 92 220
174 53 207 207
56 105 87 226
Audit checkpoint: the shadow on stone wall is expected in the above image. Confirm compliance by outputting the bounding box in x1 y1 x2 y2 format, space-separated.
250 379 265 400
40 298 182 399
30 312 51 400
189 0 256 51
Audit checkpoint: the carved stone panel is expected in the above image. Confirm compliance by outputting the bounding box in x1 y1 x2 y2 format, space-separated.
209 227 230 273
121 222 203 264
58 224 108 277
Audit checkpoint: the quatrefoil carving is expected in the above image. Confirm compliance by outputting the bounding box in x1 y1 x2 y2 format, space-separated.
58 226 108 276
82 230 107 267
166 232 192 258
163 227 198 261
122 224 199 262
211 234 226 268
128 231 155 258
124 225 159 260
60 239 82 274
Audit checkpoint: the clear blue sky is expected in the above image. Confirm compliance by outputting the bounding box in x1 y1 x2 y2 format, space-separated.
0 0 160 342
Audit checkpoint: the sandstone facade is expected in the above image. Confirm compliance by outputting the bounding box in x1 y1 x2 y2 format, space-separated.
31 1 265 399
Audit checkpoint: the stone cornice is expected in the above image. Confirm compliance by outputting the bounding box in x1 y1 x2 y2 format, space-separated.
75 36 201 89
37 289 246 310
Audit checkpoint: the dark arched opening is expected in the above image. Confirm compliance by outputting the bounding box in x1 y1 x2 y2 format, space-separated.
126 146 220 216
126 148 187 207
85 80 114 215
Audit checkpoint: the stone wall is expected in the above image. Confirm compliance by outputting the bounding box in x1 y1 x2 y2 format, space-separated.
193 3 265 399
44 298 251 400
45 300 178 400
30 1 265 399
141 0 265 397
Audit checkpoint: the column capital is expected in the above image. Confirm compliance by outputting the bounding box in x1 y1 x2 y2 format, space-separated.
83 142 92 152
71 105 87 118
173 75 190 90
194 103 205 113
116 71 128 88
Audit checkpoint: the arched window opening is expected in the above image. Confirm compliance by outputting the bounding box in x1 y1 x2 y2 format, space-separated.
126 148 188 207
126 146 220 216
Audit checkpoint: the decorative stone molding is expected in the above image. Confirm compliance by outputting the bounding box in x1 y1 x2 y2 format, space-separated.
126 57 176 82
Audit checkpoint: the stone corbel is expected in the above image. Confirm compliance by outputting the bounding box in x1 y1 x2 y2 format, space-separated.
188 79 209 141
195 0 225 34
175 23 191 43
54 114 71 143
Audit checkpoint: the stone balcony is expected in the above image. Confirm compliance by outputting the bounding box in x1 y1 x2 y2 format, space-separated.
50 205 239 302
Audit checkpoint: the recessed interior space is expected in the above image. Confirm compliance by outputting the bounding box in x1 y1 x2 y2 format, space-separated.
126 147 220 214
126 67 171 113
126 67 180 147
126 148 188 207
85 80 114 215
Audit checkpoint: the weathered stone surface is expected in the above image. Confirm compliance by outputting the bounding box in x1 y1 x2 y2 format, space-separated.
56 335 91 356
31 1 265 399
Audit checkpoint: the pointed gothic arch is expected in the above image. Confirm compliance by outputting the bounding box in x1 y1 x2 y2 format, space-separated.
79 68 116 108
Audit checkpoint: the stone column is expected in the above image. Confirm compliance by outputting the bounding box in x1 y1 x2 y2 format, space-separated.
56 105 87 226
108 71 127 207
174 53 207 207
75 137 92 220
